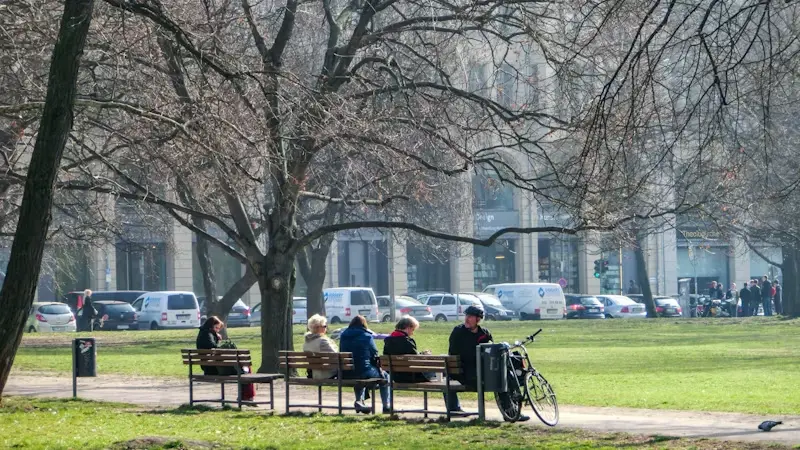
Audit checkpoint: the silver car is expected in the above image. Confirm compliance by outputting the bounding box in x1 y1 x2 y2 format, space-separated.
377 295 434 322
249 297 307 327
596 295 647 318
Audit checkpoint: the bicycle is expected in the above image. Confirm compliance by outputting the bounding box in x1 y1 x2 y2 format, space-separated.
494 329 559 426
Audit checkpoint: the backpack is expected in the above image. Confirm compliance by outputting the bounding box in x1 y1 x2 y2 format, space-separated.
771 287 776 297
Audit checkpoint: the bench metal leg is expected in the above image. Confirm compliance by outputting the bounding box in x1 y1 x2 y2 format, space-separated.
189 378 194 406
371 385 376 415
270 381 275 410
285 381 290 414
318 386 323 413
444 390 451 422
237 383 242 409
221 383 226 407
423 392 428 419
337 384 343 415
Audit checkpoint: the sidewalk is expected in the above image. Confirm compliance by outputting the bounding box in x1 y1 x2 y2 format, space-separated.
5 372 799 446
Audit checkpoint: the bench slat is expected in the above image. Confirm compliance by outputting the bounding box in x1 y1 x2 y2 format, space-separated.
182 349 250 355
390 381 468 392
384 366 461 374
379 359 459 368
190 373 283 383
183 361 249 367
182 355 252 362
279 351 353 357
286 377 386 387
279 363 354 370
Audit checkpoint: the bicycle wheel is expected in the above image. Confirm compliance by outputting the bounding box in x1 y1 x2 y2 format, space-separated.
524 371 559 426
495 371 523 422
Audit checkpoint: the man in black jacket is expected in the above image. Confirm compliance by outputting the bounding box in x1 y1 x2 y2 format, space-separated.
739 282 751 317
761 276 773 316
383 317 434 382
749 280 762 316
774 280 783 315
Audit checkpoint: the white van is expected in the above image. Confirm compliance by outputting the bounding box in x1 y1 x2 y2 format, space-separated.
131 291 201 330
324 287 380 324
482 283 566 320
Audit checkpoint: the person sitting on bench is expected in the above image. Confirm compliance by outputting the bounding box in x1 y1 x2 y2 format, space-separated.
303 314 338 380
383 316 435 382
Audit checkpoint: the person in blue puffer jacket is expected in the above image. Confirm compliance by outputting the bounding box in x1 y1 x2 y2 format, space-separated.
339 315 391 414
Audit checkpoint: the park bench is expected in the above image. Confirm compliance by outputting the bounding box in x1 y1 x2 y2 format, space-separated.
380 354 477 421
181 349 283 409
279 351 387 414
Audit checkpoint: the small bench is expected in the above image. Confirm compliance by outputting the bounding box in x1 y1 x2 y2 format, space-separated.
182 349 283 409
380 354 478 420
279 351 387 414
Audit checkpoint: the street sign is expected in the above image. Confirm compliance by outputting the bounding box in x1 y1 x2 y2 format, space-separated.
558 278 568 288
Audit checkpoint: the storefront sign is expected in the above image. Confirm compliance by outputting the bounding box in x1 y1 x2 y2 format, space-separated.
537 207 574 228
474 211 520 238
677 228 723 242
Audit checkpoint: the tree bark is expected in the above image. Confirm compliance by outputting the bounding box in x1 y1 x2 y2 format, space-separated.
633 232 658 318
296 238 332 319
258 247 296 373
782 244 798 318
0 0 94 400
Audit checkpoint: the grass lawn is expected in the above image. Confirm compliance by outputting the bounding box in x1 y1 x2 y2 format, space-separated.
0 397 790 450
13 317 800 415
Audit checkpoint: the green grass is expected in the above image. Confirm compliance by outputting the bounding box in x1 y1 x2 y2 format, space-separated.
13 318 800 415
0 397 788 450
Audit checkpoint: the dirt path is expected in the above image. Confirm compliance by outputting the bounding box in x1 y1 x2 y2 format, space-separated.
5 372 799 446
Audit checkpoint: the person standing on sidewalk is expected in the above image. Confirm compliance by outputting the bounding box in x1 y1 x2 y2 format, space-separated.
774 280 783 315
761 276 773 316
739 282 751 317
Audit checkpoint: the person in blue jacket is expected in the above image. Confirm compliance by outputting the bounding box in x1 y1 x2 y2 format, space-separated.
339 315 391 414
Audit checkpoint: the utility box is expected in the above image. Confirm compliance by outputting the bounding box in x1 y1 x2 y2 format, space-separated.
73 338 96 378
480 343 508 392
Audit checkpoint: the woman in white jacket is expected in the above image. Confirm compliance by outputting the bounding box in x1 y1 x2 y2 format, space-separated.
303 314 339 379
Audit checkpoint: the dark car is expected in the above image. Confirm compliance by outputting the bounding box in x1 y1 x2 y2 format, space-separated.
198 297 251 327
564 294 605 319
84 301 139 331
62 290 148 313
654 297 682 317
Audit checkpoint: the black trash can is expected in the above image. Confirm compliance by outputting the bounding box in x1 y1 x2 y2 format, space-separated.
73 338 97 377
480 343 508 392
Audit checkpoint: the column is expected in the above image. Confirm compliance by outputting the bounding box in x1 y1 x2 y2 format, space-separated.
579 234 601 294
167 221 194 291
389 236 408 295
730 237 750 288
517 194 537 283
660 225 679 295
90 245 116 291
450 242 475 292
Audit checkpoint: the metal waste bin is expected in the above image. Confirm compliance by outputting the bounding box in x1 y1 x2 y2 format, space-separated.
480 343 508 392
73 338 96 377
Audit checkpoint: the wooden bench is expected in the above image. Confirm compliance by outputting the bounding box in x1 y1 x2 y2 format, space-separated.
279 351 387 414
182 349 283 409
380 354 478 420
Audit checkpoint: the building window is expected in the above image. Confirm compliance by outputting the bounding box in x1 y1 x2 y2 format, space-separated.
115 242 167 291
407 243 450 293
538 236 580 293
337 240 388 295
473 173 514 210
192 241 244 298
750 247 782 283
676 245 730 294
474 240 516 291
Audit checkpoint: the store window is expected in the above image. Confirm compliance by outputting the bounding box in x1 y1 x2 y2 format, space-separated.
750 247 782 282
407 243 450 293
473 240 516 291
538 235 580 293
676 245 730 294
473 173 514 210
115 242 167 291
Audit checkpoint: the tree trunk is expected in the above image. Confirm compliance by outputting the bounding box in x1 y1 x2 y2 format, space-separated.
195 231 218 313
782 244 798 318
297 239 332 319
258 248 296 373
0 0 94 400
633 232 658 318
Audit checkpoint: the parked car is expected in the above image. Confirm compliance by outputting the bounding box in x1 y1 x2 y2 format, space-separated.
131 291 201 330
423 293 483 322
62 290 149 314
564 294 605 319
376 295 434 322
654 296 683 317
596 295 646 319
407 291 448 303
81 301 139 331
248 297 307 327
26 302 76 333
460 292 515 321
324 287 380 324
198 297 251 327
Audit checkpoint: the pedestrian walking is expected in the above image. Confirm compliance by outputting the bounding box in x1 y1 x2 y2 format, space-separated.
78 289 97 332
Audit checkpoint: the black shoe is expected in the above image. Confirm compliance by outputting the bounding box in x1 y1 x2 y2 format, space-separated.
449 407 465 414
354 402 372 414
382 407 392 414
517 414 531 422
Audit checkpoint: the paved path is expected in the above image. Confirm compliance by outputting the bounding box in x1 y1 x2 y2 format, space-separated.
5 373 799 446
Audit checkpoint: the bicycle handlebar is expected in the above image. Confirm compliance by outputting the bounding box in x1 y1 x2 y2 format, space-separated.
523 328 543 343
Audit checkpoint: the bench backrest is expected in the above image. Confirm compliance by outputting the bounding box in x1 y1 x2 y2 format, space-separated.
278 351 354 372
379 355 461 375
181 349 251 367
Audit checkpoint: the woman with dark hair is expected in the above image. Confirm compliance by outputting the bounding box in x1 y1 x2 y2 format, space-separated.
339 315 390 414
196 316 224 375
78 289 97 332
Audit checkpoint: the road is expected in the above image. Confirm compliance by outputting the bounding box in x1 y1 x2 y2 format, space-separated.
5 372 799 446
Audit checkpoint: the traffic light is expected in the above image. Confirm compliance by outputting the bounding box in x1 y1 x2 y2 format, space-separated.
593 260 602 278
601 259 610 274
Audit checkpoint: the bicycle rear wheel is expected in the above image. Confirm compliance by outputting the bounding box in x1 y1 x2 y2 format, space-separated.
495 371 523 422
524 371 558 426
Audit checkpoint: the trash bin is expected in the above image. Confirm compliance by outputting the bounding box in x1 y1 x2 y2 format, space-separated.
73 338 96 377
480 343 508 392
